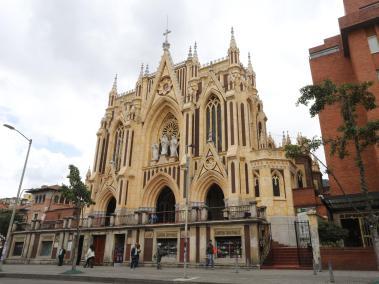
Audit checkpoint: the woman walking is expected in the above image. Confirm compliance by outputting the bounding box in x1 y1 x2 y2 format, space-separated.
84 244 95 268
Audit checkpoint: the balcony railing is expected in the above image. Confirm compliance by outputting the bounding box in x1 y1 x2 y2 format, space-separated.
14 204 267 232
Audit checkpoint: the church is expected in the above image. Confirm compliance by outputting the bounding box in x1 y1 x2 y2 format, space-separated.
7 28 324 267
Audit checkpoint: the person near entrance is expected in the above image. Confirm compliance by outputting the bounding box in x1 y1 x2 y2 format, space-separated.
206 240 215 268
84 245 95 268
57 247 66 266
130 243 140 269
155 243 166 270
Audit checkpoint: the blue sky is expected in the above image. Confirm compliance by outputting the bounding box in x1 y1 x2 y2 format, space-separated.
0 0 344 197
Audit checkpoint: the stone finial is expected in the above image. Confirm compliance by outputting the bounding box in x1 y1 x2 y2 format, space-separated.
187 45 193 60
139 63 144 77
111 74 117 92
282 131 286 147
286 131 291 145
162 18 171 51
230 27 237 48
86 167 91 179
193 41 198 60
144 64 149 76
247 52 253 73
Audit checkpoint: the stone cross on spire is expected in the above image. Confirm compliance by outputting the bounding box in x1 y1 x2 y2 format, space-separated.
162 16 171 51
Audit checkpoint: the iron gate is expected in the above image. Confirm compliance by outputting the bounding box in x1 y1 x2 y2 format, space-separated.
294 221 312 266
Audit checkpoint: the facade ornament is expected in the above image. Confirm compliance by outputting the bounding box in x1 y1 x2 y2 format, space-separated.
160 134 169 156
170 135 179 157
144 64 149 76
187 45 192 60
193 41 198 60
151 143 159 161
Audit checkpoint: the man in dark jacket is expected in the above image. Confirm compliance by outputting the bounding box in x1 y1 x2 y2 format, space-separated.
57 247 66 266
206 240 214 268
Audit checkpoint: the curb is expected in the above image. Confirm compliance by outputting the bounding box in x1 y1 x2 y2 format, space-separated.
0 272 233 284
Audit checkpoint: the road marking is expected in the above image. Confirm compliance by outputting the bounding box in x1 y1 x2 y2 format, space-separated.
173 276 199 281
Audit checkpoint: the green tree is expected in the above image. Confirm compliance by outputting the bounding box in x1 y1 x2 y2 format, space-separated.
0 210 23 238
61 165 94 273
318 220 348 246
286 80 379 265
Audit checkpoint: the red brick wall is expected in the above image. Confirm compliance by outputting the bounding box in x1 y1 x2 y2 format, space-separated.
321 247 377 270
309 17 379 196
343 0 377 14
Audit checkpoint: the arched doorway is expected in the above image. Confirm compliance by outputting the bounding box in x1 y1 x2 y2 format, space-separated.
206 184 225 220
156 186 176 223
105 196 116 226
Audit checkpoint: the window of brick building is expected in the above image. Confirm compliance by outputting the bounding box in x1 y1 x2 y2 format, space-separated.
39 241 53 256
368 35 379 53
12 242 24 256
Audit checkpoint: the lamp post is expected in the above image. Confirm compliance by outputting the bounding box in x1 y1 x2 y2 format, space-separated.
183 144 194 279
0 124 32 271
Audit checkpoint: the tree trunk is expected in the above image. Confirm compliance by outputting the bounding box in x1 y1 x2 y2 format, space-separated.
71 207 81 271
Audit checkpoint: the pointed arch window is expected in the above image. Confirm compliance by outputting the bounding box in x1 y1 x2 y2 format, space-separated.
297 171 304 188
113 125 124 172
254 173 260 197
206 95 222 151
272 174 280 197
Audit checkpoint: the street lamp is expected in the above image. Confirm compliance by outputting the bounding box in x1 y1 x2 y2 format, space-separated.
183 144 194 279
0 124 32 271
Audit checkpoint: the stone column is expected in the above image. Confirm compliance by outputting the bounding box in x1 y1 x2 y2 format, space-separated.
307 209 321 269
63 218 68 229
34 220 41 230
31 220 36 230
249 201 257 218
250 223 260 266
87 215 93 228
67 217 73 229
110 214 115 226
200 206 208 221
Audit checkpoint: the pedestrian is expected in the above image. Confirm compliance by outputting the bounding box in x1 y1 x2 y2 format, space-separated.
206 239 214 269
155 243 165 270
57 247 66 266
135 242 141 267
84 244 95 268
130 243 137 269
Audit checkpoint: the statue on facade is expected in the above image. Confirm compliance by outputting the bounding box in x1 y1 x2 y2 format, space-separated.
170 135 178 157
160 134 169 156
130 105 136 120
151 143 159 161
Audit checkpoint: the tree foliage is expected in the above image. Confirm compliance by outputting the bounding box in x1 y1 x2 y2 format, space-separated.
297 80 378 159
318 220 348 245
0 210 24 237
61 165 94 209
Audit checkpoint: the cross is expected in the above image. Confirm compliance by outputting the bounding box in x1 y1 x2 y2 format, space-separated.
163 16 171 43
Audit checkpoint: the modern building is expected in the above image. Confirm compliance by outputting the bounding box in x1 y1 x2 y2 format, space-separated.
7 29 324 267
309 0 379 247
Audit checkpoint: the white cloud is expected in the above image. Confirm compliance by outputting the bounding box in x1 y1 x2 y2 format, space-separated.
0 0 344 197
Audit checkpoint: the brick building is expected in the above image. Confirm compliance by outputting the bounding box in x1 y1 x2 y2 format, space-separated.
309 0 379 246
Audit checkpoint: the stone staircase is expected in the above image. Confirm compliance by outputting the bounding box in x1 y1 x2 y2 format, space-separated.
261 241 313 269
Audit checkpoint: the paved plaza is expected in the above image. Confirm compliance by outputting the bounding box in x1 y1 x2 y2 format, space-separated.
1 264 379 284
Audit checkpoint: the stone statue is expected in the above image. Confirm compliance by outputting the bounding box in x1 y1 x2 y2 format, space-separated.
170 135 178 157
160 134 169 156
130 105 136 120
151 143 159 161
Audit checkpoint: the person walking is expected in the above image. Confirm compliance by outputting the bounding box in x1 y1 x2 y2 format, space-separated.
135 242 141 267
206 240 214 269
57 247 66 266
155 243 165 270
130 243 137 270
84 244 95 268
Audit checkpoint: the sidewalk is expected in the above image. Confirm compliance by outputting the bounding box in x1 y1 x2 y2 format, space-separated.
1 264 379 284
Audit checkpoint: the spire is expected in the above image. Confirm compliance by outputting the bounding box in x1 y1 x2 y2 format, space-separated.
144 64 149 76
187 45 192 60
162 17 171 51
248 52 253 73
193 41 198 60
282 131 286 147
230 26 237 49
111 74 117 92
286 131 291 145
139 63 144 77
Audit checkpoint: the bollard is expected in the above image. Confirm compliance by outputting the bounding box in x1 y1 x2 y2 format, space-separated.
318 256 322 272
235 253 239 273
328 260 335 283
313 259 317 275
